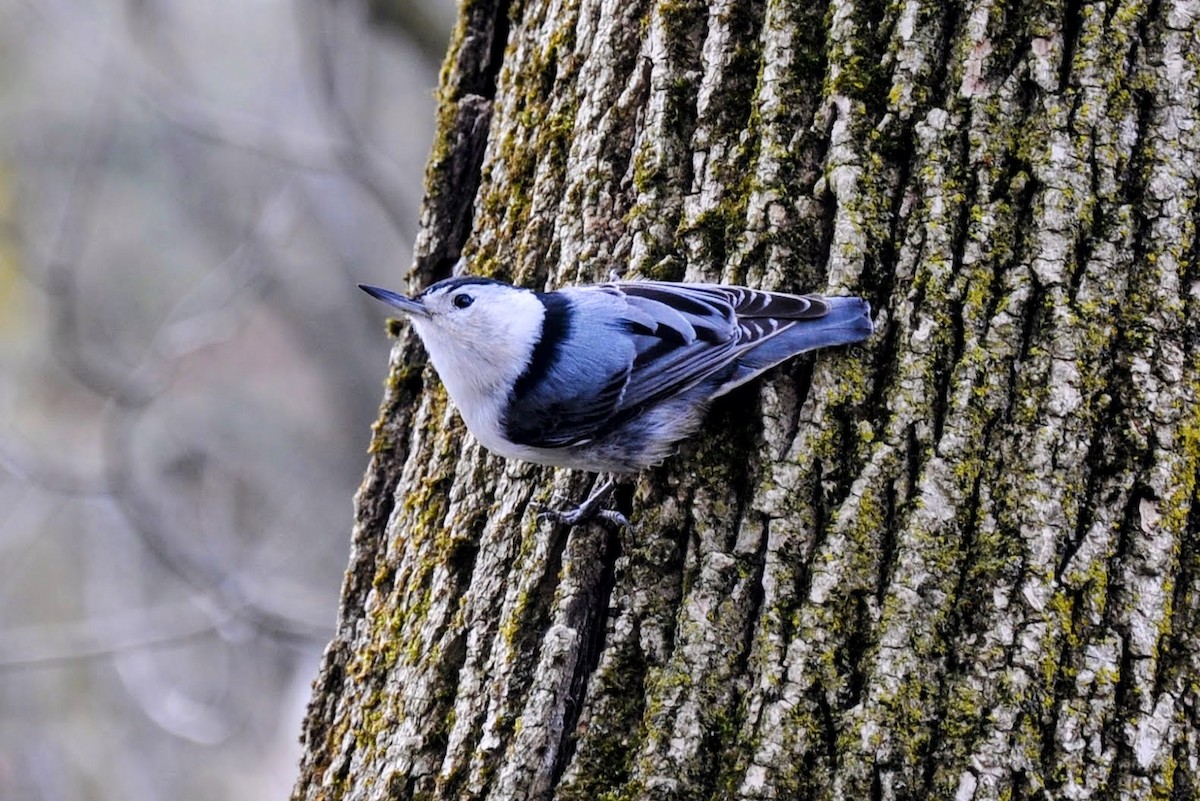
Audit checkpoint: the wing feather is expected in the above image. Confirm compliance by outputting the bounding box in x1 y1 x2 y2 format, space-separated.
605 281 827 414
503 281 851 450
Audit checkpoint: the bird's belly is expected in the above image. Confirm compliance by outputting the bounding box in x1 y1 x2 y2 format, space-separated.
456 388 711 474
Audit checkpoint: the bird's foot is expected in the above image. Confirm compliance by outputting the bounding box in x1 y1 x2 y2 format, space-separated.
537 476 630 529
540 505 630 529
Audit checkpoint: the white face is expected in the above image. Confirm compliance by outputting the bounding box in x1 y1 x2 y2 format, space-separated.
415 282 533 355
406 281 544 446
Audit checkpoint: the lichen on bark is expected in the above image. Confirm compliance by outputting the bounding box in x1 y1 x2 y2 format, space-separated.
292 0 1200 799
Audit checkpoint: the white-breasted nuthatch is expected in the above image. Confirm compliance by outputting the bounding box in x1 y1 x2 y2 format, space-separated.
360 276 873 523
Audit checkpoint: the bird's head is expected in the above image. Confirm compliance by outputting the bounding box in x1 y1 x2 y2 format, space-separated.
359 276 545 402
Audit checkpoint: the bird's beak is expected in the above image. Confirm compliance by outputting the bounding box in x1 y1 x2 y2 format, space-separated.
358 284 431 319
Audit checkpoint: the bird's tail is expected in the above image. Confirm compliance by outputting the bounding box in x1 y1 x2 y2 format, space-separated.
719 296 873 394
789 295 874 349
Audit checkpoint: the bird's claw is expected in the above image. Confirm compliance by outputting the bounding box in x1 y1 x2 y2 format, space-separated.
535 476 631 530
537 504 630 529
597 509 631 529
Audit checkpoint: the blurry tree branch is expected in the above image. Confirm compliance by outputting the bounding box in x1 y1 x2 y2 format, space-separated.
366 0 457 67
0 600 221 671
102 408 330 644
0 433 109 496
19 0 425 224
301 0 417 239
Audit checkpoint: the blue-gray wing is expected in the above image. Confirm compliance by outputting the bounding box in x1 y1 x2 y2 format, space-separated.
608 281 831 412
504 281 869 450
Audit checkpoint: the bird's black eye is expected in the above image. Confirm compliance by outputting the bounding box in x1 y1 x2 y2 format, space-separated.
452 293 474 309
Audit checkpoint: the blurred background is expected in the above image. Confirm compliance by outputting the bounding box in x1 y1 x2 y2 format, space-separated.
0 1 453 798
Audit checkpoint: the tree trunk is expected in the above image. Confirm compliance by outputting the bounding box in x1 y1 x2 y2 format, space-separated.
292 0 1200 797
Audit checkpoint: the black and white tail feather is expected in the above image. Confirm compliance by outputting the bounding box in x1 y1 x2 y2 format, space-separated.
360 275 873 523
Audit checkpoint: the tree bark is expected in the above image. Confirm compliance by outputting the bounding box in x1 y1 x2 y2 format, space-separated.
293 0 1200 798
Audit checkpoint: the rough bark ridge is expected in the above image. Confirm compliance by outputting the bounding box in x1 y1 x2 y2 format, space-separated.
293 0 1200 798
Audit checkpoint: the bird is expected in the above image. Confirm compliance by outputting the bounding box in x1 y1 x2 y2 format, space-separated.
360 275 873 525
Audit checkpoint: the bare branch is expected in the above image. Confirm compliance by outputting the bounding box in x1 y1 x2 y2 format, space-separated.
296 0 417 238
0 433 108 496
0 600 221 671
